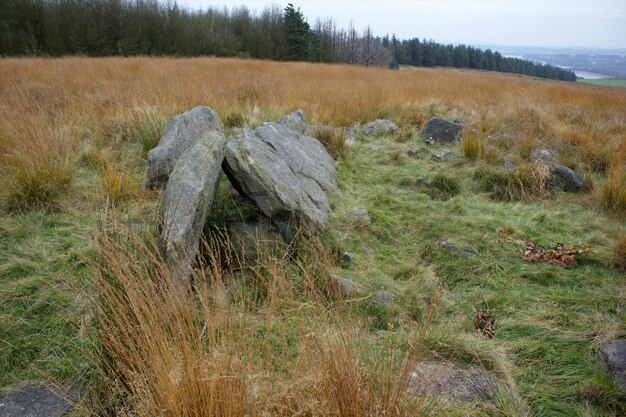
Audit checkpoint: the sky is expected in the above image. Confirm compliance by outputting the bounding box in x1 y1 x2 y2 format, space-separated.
179 0 626 49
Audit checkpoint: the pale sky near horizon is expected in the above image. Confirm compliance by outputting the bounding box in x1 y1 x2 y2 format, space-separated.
179 0 626 49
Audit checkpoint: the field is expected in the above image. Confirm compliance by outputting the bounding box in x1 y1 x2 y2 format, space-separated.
578 79 626 89
0 57 625 416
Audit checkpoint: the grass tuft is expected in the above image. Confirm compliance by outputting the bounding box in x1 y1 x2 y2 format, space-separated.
609 231 626 273
223 112 246 128
312 127 350 159
599 160 626 215
474 164 551 202
428 174 461 200
133 106 165 153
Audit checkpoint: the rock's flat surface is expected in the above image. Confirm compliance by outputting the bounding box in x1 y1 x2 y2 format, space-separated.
546 163 585 192
600 340 626 391
223 122 338 238
146 106 222 188
277 109 307 134
422 117 463 144
0 383 79 417
409 362 501 403
158 131 227 283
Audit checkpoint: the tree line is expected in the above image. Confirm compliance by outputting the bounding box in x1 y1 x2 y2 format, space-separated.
0 0 576 82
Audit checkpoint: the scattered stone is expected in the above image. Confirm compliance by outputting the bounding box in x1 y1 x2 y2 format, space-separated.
228 221 284 259
530 147 560 163
222 122 338 239
437 239 477 260
599 339 626 391
0 383 80 417
406 148 420 157
146 106 222 188
453 116 468 125
421 117 463 145
546 163 586 192
501 158 515 171
158 131 227 285
328 274 364 297
408 362 501 403
346 208 371 226
277 109 307 134
431 151 458 162
362 119 400 138
375 290 394 306
363 246 374 258
340 251 353 264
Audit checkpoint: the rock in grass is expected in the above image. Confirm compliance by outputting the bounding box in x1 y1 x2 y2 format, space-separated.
530 147 560 163
158 131 226 285
421 117 463 145
328 274 364 297
362 119 400 137
431 151 459 162
222 122 338 239
375 290 394 306
437 239 477 260
546 163 585 192
0 383 80 417
346 208 371 226
408 362 502 403
277 109 307 134
600 340 626 391
146 106 222 188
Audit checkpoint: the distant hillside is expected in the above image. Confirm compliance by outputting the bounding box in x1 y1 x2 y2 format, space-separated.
0 0 576 81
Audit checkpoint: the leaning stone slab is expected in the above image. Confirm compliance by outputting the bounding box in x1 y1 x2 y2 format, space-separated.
408 362 502 403
223 123 338 238
0 383 80 417
422 117 463 144
600 340 626 391
277 109 307 134
158 131 226 285
146 106 222 188
362 119 400 137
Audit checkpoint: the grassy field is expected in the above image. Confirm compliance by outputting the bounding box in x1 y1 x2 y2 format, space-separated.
0 57 625 416
578 79 626 88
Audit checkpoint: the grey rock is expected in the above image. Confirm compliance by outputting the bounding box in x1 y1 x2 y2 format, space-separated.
362 119 400 138
346 208 371 226
501 159 515 171
422 117 463 145
277 109 307 134
146 106 222 188
437 239 477 260
375 290 394 306
408 362 501 403
222 123 338 238
0 383 80 417
229 127 245 140
340 251 353 264
406 148 420 157
158 131 227 285
546 162 585 192
229 221 284 259
363 246 374 258
431 151 459 162
530 147 560 163
453 117 468 125
600 340 626 391
328 274 364 297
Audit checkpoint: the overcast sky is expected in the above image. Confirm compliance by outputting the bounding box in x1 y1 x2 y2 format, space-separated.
179 0 626 49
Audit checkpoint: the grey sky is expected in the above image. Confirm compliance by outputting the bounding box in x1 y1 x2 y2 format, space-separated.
179 0 626 49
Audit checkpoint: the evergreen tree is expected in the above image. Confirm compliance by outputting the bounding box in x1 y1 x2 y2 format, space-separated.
283 3 312 61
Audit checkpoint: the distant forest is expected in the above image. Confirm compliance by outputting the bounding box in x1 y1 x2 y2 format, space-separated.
0 0 577 82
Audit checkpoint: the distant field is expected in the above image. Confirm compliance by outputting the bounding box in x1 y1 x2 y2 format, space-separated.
578 78 626 88
0 58 625 416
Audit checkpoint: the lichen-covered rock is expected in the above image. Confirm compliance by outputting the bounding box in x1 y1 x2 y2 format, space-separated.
600 340 626 391
346 208 371 225
277 109 307 134
222 122 338 239
158 131 226 285
421 117 463 144
362 119 399 137
146 106 222 188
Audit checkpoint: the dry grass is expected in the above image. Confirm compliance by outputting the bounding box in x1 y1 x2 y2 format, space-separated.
610 231 626 273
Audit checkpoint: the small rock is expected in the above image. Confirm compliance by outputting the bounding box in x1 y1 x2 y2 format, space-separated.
431 151 458 162
600 339 626 391
546 162 585 192
421 117 463 145
0 383 80 417
437 239 477 260
328 274 364 297
453 117 468 125
408 362 501 403
530 147 560 163
501 158 515 171
406 148 420 157
375 290 394 306
340 251 353 264
277 109 307 134
347 208 371 225
362 119 400 138
363 246 374 258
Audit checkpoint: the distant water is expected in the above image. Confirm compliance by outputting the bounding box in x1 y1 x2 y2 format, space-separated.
502 54 611 79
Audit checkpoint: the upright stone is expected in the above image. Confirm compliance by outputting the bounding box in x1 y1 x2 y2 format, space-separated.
158 131 227 285
277 109 307 134
222 122 338 239
421 117 463 144
146 106 222 188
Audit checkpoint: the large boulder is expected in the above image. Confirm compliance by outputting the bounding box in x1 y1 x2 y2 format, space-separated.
146 106 222 188
222 122 338 239
600 340 626 391
158 131 227 285
362 119 399 137
0 383 80 417
277 109 307 134
421 117 463 144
